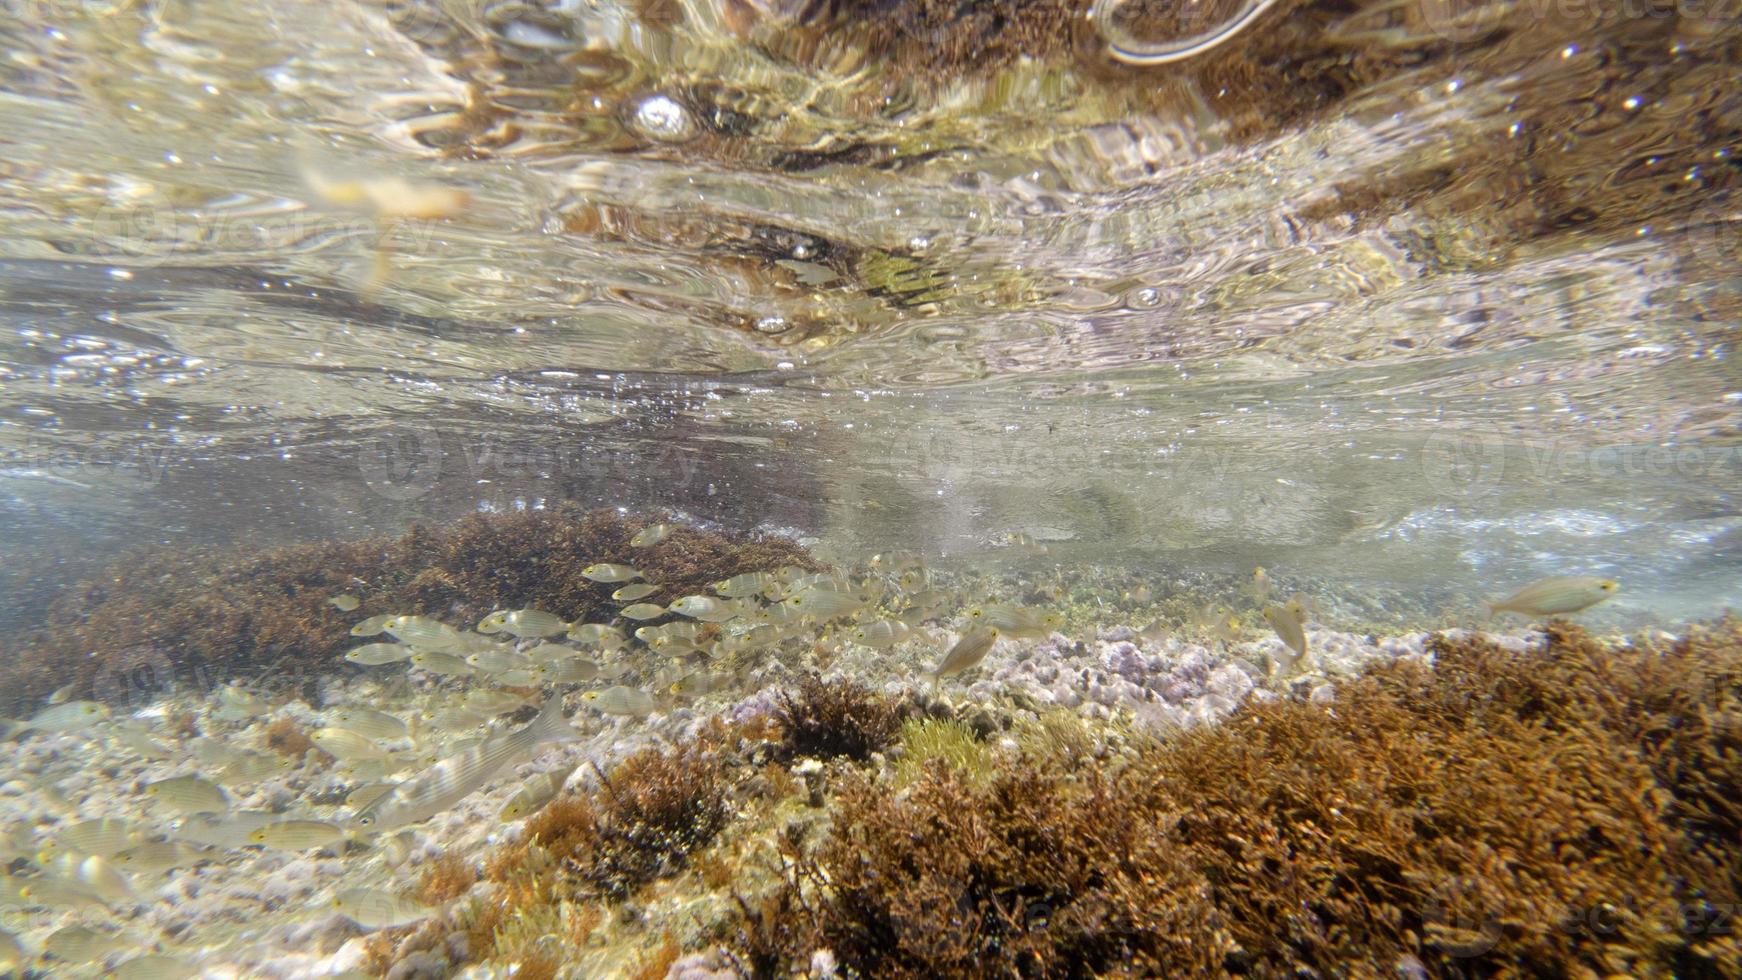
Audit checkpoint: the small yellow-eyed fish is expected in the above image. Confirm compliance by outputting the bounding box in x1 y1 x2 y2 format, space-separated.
783 588 864 620
384 615 467 652
477 609 570 639
498 767 571 820
526 642 579 664
408 651 474 676
668 595 728 619
582 562 643 583
329 594 361 612
350 613 396 637
168 810 277 849
756 599 806 627
967 604 1060 640
212 684 267 722
311 728 391 762
618 602 668 621
1210 614 1242 644
346 642 410 666
714 571 773 597
639 621 701 643
8 700 109 736
352 695 577 832
463 690 533 715
1248 567 1272 604
851 619 911 649
110 724 173 760
113 952 198 980
930 626 999 682
144 775 228 815
42 852 136 904
581 686 658 717
466 648 534 674
216 751 295 786
345 783 395 811
333 886 434 930
1485 575 1619 620
12 875 104 908
567 623 626 645
54 818 140 858
539 658 601 684
669 671 734 697
249 820 345 850
612 582 661 602
330 706 408 741
0 928 22 972
112 839 211 875
46 923 132 962
630 523 674 547
1261 604 1310 680
649 636 703 657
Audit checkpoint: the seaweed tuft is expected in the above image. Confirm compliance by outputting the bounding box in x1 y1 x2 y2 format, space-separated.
726 620 1742 976
773 674 909 763
415 852 478 906
499 740 734 901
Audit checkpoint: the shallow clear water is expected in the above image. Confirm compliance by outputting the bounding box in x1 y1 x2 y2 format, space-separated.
0 1 1737 972
1 0 1739 632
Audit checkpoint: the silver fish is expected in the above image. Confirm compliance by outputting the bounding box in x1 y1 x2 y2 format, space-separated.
630 523 674 547
333 886 433 930
930 626 999 682
1485 575 1619 619
352 696 577 832
582 563 643 583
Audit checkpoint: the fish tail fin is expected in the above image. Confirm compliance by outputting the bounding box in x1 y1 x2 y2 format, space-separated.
1481 602 1496 624
527 694 579 746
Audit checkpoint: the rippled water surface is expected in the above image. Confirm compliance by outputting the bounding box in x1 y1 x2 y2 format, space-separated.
3 2 1742 978
1 0 1739 621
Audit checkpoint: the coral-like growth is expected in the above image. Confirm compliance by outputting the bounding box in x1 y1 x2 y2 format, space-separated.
415 853 478 906
773 674 908 763
499 739 734 901
889 718 991 789
2 506 819 712
628 934 680 980
263 718 329 766
729 621 1742 976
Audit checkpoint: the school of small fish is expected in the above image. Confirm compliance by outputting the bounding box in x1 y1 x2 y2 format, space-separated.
0 516 1624 974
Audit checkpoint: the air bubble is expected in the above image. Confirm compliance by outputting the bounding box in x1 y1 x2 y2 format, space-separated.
628 94 698 143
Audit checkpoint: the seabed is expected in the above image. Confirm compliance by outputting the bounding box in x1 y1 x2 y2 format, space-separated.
1 514 1737 979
